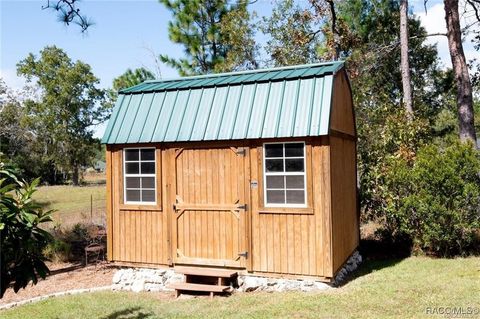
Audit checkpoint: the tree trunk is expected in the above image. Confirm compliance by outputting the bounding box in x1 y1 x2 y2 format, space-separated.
400 0 414 118
444 0 478 145
72 165 79 186
326 0 340 60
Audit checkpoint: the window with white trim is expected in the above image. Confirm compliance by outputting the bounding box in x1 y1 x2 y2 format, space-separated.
123 148 156 204
263 142 306 207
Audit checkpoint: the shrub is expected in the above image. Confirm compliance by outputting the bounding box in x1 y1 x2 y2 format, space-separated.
0 164 54 297
50 222 105 261
382 140 480 256
43 238 71 263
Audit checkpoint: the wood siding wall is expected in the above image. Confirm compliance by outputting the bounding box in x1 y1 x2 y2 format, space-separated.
109 147 169 265
249 140 333 277
106 137 359 279
330 71 355 136
329 136 359 273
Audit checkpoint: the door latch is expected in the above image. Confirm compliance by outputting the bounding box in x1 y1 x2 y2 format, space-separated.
237 204 247 210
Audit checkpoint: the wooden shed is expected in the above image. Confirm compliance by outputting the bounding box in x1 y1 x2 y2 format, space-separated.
102 61 359 282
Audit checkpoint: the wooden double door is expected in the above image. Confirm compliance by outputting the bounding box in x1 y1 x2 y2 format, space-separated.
171 146 249 268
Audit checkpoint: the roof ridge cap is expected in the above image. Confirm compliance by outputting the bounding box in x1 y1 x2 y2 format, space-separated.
143 61 345 84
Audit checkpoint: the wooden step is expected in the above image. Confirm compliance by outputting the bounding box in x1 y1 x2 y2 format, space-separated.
174 266 238 278
169 282 230 293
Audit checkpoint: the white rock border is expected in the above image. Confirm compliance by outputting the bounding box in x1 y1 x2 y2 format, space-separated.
110 250 362 293
0 285 112 311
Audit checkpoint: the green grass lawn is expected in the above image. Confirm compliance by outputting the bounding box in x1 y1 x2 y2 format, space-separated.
34 184 106 227
2 257 479 319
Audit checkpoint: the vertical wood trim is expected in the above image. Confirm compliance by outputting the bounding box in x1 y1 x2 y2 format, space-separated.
113 149 122 260
324 145 333 277
106 147 113 261
306 145 313 209
244 146 253 271
166 148 175 265
250 146 259 271
165 148 171 264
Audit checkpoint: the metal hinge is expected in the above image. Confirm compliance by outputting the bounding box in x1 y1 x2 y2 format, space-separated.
236 148 246 156
238 251 248 258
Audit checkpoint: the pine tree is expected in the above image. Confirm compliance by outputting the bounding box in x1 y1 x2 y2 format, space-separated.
113 68 155 91
159 0 257 75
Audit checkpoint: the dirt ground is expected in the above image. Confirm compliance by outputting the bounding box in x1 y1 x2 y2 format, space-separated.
1 262 115 305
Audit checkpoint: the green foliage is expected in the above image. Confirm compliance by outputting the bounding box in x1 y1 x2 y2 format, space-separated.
358 107 430 221
216 3 258 72
341 0 444 120
16 46 112 185
381 141 480 256
42 238 71 263
260 0 321 66
327 0 480 256
112 68 155 91
0 163 54 297
70 222 90 241
0 80 58 183
159 0 258 75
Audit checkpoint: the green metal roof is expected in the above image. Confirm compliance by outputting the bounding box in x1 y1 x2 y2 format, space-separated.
102 61 344 144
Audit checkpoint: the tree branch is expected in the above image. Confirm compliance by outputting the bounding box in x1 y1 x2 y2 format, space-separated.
465 0 480 22
42 0 92 32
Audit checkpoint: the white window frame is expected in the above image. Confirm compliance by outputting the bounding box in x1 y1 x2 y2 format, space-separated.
123 147 157 205
263 141 307 208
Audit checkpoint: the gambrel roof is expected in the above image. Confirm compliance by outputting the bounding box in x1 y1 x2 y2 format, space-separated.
102 61 344 144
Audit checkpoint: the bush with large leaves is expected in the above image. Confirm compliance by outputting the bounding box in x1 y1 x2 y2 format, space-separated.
0 163 53 298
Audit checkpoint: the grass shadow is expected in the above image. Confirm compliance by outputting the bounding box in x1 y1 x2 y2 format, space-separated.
99 307 154 319
336 238 412 287
34 199 53 211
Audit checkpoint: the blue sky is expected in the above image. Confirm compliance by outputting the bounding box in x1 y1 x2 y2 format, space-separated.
0 0 476 137
1 0 190 89
0 0 272 89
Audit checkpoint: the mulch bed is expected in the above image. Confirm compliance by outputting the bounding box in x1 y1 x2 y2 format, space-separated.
0 262 115 305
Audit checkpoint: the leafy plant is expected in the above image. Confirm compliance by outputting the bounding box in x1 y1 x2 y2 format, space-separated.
380 140 480 256
42 238 71 263
0 163 54 297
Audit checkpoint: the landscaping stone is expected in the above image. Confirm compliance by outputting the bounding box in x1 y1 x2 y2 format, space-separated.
236 275 330 292
131 279 145 293
111 251 361 293
112 268 181 292
240 276 269 292
333 250 362 285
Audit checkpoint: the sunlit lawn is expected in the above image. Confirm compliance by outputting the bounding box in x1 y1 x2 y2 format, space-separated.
34 183 106 228
2 257 479 319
